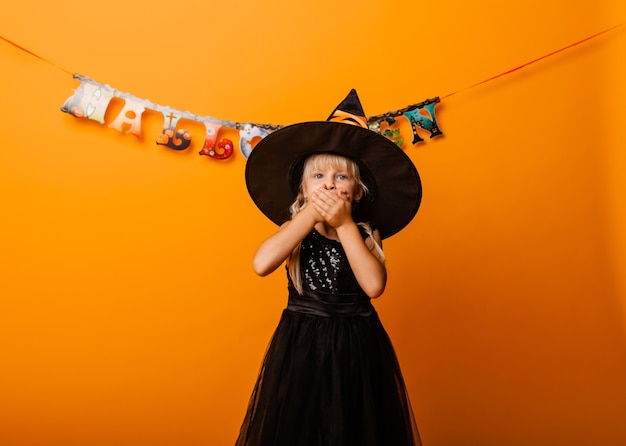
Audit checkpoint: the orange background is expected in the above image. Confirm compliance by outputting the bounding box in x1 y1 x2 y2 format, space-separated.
1 1 626 445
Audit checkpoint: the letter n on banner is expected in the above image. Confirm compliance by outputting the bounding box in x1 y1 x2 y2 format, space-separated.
403 101 443 144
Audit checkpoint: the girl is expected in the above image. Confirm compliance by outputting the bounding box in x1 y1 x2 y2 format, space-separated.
238 90 422 446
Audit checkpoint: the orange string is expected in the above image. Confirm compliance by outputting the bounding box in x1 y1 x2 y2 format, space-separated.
440 22 625 100
3 23 625 106
0 35 74 76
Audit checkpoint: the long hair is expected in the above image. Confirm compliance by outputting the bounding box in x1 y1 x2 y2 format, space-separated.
288 153 385 294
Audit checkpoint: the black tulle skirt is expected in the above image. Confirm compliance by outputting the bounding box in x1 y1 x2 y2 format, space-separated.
236 289 421 446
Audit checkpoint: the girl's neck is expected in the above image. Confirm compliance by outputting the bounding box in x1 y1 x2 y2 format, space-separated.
314 222 339 241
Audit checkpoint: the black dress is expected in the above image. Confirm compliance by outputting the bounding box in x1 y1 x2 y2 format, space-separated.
236 228 421 446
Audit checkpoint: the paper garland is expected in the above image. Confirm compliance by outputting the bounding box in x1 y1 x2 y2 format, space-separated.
60 74 442 160
4 21 619 161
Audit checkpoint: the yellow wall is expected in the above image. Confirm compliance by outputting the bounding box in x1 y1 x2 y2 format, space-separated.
1 1 625 445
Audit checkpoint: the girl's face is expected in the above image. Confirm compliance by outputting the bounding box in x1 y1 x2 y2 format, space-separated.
301 154 363 203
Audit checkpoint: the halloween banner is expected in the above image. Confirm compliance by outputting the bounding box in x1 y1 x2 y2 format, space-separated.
59 74 442 160
1 22 623 161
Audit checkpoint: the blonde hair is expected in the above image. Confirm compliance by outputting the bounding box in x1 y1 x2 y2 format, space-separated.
288 153 385 294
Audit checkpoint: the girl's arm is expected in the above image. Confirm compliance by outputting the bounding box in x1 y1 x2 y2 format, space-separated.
252 204 321 276
336 223 387 298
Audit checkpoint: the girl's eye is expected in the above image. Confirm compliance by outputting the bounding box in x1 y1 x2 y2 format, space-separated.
314 173 323 179
337 174 348 181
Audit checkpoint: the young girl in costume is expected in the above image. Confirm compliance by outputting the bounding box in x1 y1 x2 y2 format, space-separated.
237 90 422 446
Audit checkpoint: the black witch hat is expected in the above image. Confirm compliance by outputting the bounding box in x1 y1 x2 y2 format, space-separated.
245 90 422 239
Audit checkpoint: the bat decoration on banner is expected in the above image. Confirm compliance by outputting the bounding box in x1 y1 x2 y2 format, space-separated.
60 74 442 160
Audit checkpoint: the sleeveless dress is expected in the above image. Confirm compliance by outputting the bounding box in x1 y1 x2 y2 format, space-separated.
236 228 421 446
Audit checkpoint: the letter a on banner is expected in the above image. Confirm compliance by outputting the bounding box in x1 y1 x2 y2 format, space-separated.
108 99 146 137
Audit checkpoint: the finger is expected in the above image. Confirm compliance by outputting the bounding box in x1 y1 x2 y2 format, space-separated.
312 190 336 207
311 201 330 219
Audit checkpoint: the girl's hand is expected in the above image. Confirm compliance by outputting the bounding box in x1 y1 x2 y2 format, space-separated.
300 195 325 223
310 187 353 228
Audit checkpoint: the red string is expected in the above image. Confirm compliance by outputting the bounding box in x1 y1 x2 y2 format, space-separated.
440 22 626 100
0 35 74 76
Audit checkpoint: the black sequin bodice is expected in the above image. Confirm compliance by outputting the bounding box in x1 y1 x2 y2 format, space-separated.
296 229 363 294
